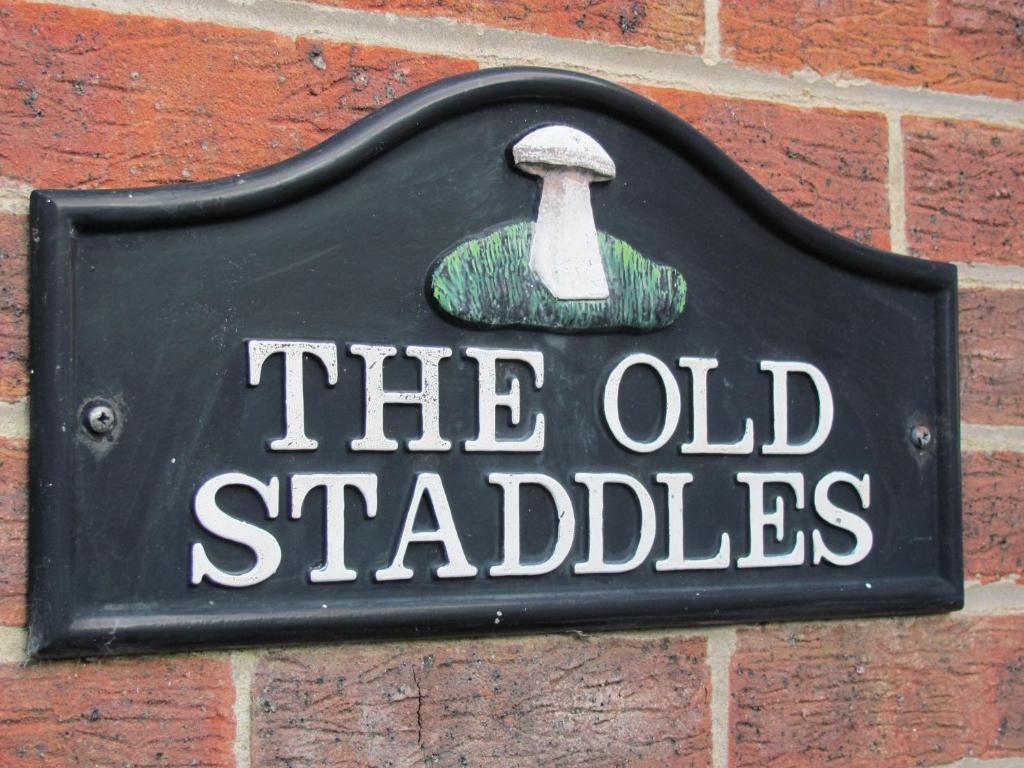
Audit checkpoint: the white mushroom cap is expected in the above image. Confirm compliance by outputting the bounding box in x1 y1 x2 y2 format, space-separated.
513 125 615 180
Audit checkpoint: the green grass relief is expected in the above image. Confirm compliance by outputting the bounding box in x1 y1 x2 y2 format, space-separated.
430 222 686 331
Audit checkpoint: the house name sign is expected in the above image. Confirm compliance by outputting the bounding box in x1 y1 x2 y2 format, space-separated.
28 69 962 657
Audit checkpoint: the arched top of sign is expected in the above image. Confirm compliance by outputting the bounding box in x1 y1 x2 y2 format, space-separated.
35 67 953 295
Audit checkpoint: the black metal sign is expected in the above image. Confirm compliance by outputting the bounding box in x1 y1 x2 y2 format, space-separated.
29 68 961 658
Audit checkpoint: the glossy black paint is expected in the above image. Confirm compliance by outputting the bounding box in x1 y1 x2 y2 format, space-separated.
28 68 961 658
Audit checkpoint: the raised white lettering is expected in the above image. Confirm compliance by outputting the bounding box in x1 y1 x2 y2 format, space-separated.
655 472 730 571
812 471 872 566
603 353 681 453
465 348 545 452
350 344 452 452
375 473 477 581
574 472 656 574
191 472 281 588
290 473 377 583
736 471 805 568
247 340 338 451
761 361 834 455
678 357 754 455
488 473 574 577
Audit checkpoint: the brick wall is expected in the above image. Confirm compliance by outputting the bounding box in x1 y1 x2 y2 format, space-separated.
0 1 1021 766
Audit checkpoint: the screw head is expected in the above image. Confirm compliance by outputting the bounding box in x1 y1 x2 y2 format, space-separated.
910 424 932 449
86 404 117 435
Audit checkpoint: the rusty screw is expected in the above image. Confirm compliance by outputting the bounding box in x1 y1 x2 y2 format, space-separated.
86 404 117 436
910 424 932 449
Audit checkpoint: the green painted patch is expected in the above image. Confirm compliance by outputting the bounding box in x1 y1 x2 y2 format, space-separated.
430 221 686 331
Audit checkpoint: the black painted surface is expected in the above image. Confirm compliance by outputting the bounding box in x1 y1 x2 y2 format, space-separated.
28 68 961 658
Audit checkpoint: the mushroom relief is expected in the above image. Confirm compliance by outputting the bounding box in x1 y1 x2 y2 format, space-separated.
429 124 687 332
512 125 615 300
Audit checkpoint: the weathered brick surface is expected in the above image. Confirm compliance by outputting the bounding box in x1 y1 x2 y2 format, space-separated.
0 1 476 189
720 0 1024 100
636 87 890 248
308 0 704 52
0 214 27 403
960 288 1024 425
0 437 26 627
252 635 711 767
0 656 235 766
963 451 1024 583
731 616 1024 768
905 117 1024 266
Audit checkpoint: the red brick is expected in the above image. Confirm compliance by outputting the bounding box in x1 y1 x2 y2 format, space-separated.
905 117 1024 266
252 634 711 766
0 1 476 189
0 656 235 766
0 214 27 403
720 0 1024 100
636 87 890 248
307 0 704 52
963 451 1024 583
960 289 1024 425
0 437 25 627
731 616 1024 768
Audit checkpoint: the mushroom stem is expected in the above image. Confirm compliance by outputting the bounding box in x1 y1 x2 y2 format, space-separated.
531 169 610 300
